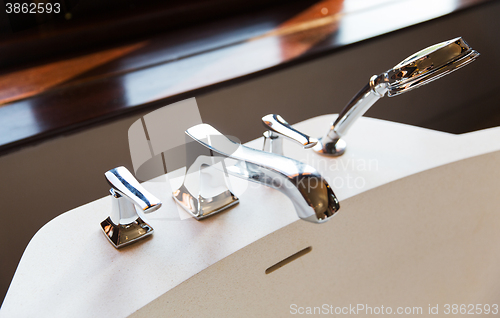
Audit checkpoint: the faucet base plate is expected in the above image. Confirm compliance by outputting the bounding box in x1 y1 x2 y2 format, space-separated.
100 216 154 248
173 184 239 220
313 137 347 157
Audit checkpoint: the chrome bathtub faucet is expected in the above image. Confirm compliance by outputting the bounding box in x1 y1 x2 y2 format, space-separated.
172 123 340 223
101 166 162 248
312 37 480 156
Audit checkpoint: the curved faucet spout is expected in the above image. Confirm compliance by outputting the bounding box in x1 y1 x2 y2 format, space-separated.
184 124 340 223
314 37 480 156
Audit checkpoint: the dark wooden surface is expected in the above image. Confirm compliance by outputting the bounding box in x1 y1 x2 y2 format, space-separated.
0 0 492 155
0 0 298 68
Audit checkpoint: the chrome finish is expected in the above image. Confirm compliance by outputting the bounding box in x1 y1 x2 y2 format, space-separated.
262 130 284 156
262 114 318 155
386 37 479 96
101 166 162 248
314 37 480 156
181 124 340 223
173 154 239 220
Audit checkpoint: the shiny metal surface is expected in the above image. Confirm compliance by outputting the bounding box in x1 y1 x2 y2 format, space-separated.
101 166 162 248
386 37 480 96
173 155 239 220
182 124 340 223
314 37 479 156
262 114 318 155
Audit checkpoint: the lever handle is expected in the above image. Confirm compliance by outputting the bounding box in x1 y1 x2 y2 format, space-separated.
101 166 162 248
105 166 161 213
262 114 318 149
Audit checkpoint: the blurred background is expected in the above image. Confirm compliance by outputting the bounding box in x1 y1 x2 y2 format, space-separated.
1 0 499 305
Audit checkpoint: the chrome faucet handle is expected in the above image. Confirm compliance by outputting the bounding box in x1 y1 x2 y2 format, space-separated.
314 37 480 156
262 114 318 155
100 166 162 248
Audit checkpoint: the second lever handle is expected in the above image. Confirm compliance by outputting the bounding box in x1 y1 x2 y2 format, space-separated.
262 114 317 155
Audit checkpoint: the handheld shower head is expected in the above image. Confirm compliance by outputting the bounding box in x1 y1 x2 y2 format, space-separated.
314 37 480 156
384 37 479 96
